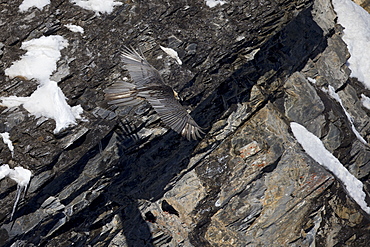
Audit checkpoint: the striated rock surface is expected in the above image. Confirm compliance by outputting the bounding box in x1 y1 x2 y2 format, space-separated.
1 0 370 246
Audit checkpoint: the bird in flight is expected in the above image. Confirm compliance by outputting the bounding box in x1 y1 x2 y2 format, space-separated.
104 46 204 140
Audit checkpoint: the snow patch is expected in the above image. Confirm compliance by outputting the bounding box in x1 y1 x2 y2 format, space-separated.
361 94 370 110
1 35 83 134
236 35 245 41
332 0 370 89
291 122 370 214
0 164 11 180
0 165 32 220
5 35 68 83
205 0 226 8
71 0 123 15
0 132 14 157
65 24 84 33
322 85 367 144
159 46 182 65
9 167 32 187
307 77 316 84
1 82 84 133
19 0 50 12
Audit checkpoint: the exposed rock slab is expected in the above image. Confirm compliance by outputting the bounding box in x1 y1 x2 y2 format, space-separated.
1 0 370 246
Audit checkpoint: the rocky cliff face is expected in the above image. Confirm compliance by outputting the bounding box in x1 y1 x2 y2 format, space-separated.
1 0 370 246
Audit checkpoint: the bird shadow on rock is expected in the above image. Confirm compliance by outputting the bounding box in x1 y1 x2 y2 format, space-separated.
1 6 329 247
103 7 328 247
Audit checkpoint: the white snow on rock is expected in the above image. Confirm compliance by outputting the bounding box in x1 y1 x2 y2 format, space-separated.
159 45 183 65
291 122 370 214
361 94 370 110
205 0 226 8
307 77 316 84
1 35 83 134
19 0 122 15
0 132 14 157
1 81 84 133
322 85 367 144
9 167 32 188
5 35 68 83
19 0 50 12
0 164 32 220
0 164 11 180
71 0 123 15
65 24 84 33
332 0 370 89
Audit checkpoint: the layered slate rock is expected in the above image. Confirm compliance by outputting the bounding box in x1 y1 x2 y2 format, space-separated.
1 0 370 246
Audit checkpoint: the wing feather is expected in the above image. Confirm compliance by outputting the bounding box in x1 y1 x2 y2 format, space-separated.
121 46 163 87
140 88 204 140
105 46 204 140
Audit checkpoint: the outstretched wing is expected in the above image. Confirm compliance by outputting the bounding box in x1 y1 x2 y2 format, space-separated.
120 46 163 86
105 46 204 140
138 86 204 140
104 46 162 106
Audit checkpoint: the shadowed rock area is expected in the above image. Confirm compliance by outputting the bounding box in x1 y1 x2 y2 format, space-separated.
1 0 370 246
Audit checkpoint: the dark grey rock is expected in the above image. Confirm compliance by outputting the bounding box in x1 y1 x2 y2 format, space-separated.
284 72 325 130
1 0 370 246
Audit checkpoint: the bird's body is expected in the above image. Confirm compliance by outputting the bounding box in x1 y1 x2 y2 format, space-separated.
104 46 203 140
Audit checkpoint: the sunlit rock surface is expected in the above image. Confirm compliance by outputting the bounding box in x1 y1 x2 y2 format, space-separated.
1 0 370 246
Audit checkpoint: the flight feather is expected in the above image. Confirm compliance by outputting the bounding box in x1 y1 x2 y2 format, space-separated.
104 46 203 140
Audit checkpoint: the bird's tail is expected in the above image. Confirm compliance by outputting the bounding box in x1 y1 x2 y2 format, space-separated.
103 81 143 106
